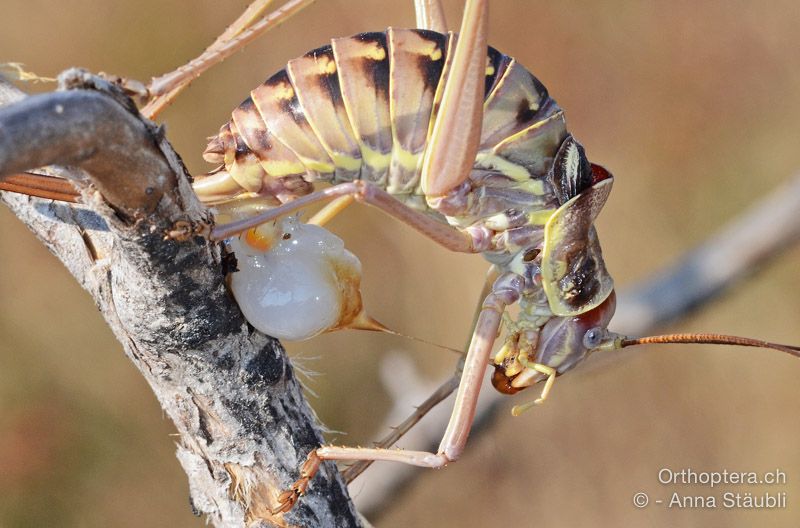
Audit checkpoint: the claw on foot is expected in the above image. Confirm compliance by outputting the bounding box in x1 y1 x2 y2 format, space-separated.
271 450 322 515
164 219 211 241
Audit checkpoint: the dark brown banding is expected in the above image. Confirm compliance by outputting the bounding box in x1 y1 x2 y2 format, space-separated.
516 98 537 125
266 70 307 126
354 32 390 101
410 29 448 93
484 47 508 97
232 95 309 180
307 46 344 108
288 42 361 179
479 60 555 150
525 70 549 105
233 135 251 162
207 27 590 267
331 31 393 184
251 63 336 176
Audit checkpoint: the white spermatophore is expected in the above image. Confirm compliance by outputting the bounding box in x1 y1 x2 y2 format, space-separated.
228 216 369 340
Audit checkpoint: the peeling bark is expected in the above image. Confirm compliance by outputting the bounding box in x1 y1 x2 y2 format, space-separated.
0 75 361 528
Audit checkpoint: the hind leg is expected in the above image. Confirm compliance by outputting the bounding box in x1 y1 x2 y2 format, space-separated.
272 269 521 515
414 0 447 32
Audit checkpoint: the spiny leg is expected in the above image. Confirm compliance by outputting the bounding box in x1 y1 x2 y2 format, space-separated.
211 181 482 253
414 0 448 32
210 0 279 44
143 0 314 118
341 266 497 483
272 272 523 514
340 373 460 484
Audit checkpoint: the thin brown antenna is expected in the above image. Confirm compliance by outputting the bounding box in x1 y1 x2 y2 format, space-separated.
619 333 800 359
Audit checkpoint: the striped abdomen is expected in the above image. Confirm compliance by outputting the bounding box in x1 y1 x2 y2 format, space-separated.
203 28 567 210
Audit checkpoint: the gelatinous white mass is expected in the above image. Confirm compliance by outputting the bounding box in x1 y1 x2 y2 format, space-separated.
228 217 363 341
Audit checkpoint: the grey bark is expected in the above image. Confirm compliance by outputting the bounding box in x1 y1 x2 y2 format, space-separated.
0 73 361 528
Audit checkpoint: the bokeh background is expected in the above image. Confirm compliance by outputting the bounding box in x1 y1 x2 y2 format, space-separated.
2 1 799 526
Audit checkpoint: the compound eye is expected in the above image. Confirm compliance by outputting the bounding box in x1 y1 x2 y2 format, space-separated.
582 327 605 350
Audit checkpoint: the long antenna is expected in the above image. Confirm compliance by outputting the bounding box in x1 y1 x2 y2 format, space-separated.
617 333 800 359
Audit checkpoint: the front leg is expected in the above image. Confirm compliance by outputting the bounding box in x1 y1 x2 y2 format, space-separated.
271 272 524 514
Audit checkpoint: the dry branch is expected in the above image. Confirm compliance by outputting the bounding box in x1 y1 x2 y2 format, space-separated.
0 75 362 528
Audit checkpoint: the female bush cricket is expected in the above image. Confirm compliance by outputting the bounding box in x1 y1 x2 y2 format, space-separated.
1 0 800 524
182 0 800 514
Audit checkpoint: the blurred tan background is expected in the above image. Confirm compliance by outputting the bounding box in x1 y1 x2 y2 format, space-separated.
1 1 799 526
